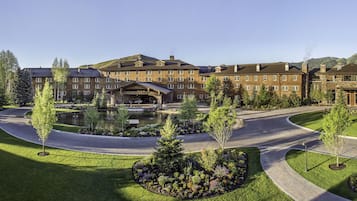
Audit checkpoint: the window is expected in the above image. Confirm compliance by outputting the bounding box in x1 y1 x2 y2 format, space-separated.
344 75 352 81
178 77 184 82
83 90 91 96
189 70 194 75
178 84 184 89
168 84 174 89
235 83 240 88
158 77 162 82
223 76 229 81
199 94 204 99
263 75 267 81
35 77 42 83
125 77 129 81
95 84 100 89
146 77 152 82
254 75 258 81
48 78 53 82
168 70 174 75
245 75 249 81
72 77 79 83
146 70 152 75
106 77 111 83
246 85 250 90
158 70 162 74
282 86 288 91
273 85 279 91
273 75 277 81
115 78 119 83
292 86 299 91
168 77 174 82
201 84 205 89
125 71 129 75
84 84 90 89
106 84 111 89
84 78 90 83
188 77 194 82
282 75 287 81
36 84 42 89
188 83 195 89
177 94 183 99
293 75 298 81
201 76 207 81
72 84 78 89
178 70 184 75
254 85 260 91
95 78 100 83
235 76 240 81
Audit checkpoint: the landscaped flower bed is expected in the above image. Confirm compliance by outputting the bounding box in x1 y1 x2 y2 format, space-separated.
349 174 357 192
133 149 248 199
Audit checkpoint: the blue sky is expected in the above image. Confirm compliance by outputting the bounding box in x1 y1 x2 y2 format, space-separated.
1 0 357 67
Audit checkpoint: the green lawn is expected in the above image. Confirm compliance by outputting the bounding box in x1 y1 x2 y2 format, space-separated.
289 111 357 137
0 129 291 201
53 123 81 133
286 150 357 200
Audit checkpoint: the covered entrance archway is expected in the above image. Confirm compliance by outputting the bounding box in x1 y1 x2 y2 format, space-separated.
108 82 173 107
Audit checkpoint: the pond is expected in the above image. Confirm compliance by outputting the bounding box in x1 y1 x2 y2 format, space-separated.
56 111 168 128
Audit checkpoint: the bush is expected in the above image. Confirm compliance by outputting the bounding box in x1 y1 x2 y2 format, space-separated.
214 165 229 179
198 148 218 172
192 175 201 185
349 174 357 192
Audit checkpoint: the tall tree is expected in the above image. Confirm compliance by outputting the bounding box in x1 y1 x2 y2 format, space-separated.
222 79 235 99
31 80 57 156
116 104 129 132
0 50 19 104
84 107 100 132
205 75 222 98
14 69 33 106
320 91 351 168
52 58 69 102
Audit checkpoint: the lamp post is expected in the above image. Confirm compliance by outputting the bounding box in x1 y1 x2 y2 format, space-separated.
302 142 308 172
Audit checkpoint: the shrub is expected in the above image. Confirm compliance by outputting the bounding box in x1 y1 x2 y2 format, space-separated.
214 165 229 179
349 174 357 192
192 175 201 185
158 175 168 187
198 148 218 172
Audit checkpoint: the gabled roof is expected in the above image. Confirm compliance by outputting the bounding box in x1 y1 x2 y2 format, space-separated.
99 54 199 71
24 68 101 78
326 63 357 74
109 81 172 94
212 62 303 75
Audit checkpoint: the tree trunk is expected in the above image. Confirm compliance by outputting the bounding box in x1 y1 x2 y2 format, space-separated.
42 140 45 154
336 154 339 167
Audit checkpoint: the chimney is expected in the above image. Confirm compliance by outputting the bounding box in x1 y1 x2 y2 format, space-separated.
256 64 260 72
215 66 222 73
234 64 238 73
302 62 308 73
320 64 326 73
169 55 175 61
285 63 289 71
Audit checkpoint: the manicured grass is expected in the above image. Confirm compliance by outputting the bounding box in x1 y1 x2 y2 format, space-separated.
53 123 81 133
3 105 19 109
290 111 357 137
286 150 357 200
0 129 291 201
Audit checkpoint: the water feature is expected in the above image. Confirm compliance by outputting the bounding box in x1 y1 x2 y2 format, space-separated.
56 111 168 128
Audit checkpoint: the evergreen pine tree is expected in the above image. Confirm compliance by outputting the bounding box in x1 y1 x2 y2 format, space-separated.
153 116 183 174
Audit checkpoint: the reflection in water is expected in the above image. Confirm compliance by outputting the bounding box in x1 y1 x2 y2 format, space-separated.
57 111 168 127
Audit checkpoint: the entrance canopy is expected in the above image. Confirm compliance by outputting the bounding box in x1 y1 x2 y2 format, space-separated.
108 81 173 105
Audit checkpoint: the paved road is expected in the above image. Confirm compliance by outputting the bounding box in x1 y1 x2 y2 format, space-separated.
0 106 356 201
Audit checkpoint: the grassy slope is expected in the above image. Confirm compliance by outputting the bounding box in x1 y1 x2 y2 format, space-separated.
0 129 290 201
290 111 357 137
286 150 357 200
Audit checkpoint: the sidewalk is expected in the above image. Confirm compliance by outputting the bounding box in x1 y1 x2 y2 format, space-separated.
260 147 350 201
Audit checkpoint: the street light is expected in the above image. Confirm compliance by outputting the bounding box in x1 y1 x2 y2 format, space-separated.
302 142 308 172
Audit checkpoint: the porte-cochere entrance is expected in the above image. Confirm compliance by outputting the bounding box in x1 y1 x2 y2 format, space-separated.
108 82 173 106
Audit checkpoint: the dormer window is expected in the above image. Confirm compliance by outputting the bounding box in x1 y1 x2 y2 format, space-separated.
135 60 144 67
215 66 221 73
156 60 166 66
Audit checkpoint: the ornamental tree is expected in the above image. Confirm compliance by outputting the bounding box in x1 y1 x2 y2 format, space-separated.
84 107 100 132
179 95 198 126
31 80 57 156
320 91 351 168
116 104 129 132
